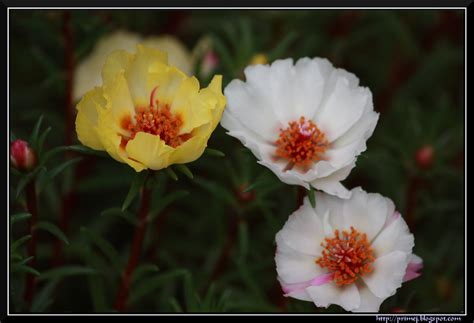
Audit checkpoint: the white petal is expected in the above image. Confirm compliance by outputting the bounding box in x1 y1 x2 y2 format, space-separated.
314 76 370 143
221 110 275 161
332 99 379 149
353 283 385 313
306 283 360 311
224 78 281 142
258 159 309 188
275 233 321 284
289 57 328 120
362 251 409 299
278 277 313 301
315 193 345 236
342 188 393 241
310 162 355 199
268 58 296 124
278 200 325 256
371 214 414 257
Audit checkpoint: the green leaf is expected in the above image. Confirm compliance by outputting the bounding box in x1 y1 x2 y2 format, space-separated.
211 35 235 74
37 157 82 193
11 264 40 276
10 212 31 226
16 166 45 199
31 279 59 312
122 171 148 211
237 222 249 263
129 269 188 305
37 126 52 158
165 167 178 181
169 298 183 312
35 221 69 245
132 264 160 284
101 207 138 226
38 266 96 282
194 177 235 205
148 190 189 221
11 235 31 253
184 272 199 312
307 186 316 208
64 144 109 157
80 227 121 272
268 31 298 61
205 148 225 158
175 164 194 179
29 115 44 150
14 256 34 266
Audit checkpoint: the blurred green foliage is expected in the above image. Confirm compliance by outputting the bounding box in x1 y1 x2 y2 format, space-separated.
9 9 464 313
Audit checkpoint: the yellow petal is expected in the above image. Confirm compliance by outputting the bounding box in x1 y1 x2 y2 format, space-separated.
125 44 168 107
125 132 175 170
102 49 133 86
75 87 107 150
198 75 226 129
96 107 146 172
102 71 136 136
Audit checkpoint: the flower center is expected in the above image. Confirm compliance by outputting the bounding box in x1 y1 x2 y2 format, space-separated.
120 87 191 148
275 116 328 171
316 227 375 286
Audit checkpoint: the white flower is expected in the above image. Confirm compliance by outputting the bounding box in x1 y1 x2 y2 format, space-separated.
221 58 379 198
275 187 422 312
74 30 193 101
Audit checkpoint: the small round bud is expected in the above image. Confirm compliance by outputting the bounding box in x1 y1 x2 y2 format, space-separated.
200 50 219 79
415 145 434 170
236 183 256 203
10 139 37 171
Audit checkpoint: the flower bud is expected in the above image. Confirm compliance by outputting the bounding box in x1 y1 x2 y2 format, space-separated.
415 145 434 170
249 53 268 66
10 139 36 171
200 50 219 79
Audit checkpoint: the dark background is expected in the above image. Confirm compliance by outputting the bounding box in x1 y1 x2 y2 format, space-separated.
9 9 465 313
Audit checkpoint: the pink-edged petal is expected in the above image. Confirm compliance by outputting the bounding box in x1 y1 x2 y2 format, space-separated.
403 253 423 282
353 282 385 313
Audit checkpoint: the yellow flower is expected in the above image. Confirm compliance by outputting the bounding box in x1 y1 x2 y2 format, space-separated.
75 45 226 172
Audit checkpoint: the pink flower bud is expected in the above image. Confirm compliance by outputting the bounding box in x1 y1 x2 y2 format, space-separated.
10 139 36 171
415 145 434 170
200 50 219 78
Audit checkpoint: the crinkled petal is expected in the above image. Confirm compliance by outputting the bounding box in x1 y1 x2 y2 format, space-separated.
362 251 409 299
306 283 360 312
75 87 107 150
354 282 385 313
371 213 414 257
310 162 355 199
125 132 174 170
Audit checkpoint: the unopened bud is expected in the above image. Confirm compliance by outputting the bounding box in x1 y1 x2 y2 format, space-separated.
200 50 219 79
249 53 268 66
415 145 434 170
10 139 36 171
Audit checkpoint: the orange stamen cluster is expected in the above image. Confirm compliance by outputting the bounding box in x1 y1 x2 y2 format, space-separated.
316 227 375 286
275 116 328 171
120 95 191 149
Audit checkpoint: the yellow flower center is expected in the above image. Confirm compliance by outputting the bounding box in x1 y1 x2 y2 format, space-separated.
120 87 191 149
275 116 328 171
316 227 375 286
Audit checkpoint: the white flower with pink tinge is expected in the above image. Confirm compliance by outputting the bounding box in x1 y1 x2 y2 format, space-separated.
221 58 379 198
275 187 422 312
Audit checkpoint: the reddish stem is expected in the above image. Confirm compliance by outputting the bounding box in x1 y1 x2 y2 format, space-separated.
23 181 38 311
52 10 75 266
114 184 152 312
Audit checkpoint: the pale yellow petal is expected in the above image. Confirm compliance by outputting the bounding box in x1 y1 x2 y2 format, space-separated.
142 35 193 76
125 132 175 170
102 49 134 86
75 87 107 150
125 45 168 107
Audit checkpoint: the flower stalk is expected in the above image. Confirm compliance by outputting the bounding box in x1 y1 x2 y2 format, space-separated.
23 181 38 311
114 174 152 312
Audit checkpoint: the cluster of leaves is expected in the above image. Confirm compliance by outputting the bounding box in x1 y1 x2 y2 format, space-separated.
9 9 464 313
